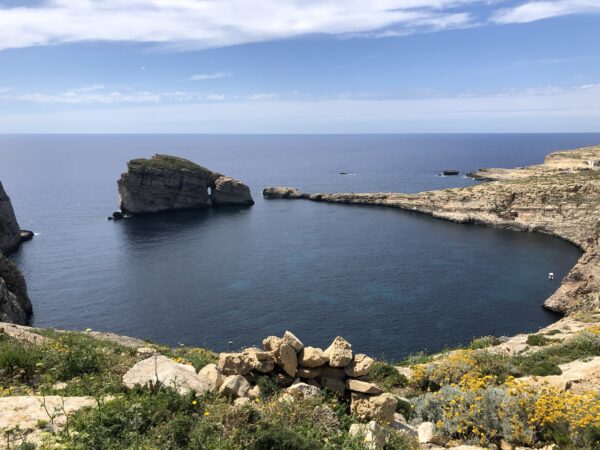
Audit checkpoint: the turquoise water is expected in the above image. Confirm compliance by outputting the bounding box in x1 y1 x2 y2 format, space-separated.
1 134 594 359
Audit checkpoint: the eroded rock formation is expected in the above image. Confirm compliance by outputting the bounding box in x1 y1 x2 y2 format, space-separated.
0 181 32 325
118 154 254 214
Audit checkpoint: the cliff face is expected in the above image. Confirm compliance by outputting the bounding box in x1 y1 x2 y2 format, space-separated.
264 145 600 315
118 155 254 214
0 181 22 254
0 181 32 324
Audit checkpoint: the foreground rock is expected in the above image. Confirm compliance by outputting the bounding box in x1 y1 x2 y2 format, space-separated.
264 145 600 316
0 182 24 254
0 396 95 447
123 354 211 394
118 154 253 214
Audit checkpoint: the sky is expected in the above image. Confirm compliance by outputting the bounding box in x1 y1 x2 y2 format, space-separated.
0 0 599 133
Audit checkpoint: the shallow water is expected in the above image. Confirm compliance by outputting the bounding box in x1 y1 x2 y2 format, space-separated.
1 134 595 359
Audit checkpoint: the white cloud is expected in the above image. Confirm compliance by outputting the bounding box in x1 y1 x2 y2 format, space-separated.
189 71 232 81
0 1 482 51
493 0 600 24
0 87 227 104
245 92 278 101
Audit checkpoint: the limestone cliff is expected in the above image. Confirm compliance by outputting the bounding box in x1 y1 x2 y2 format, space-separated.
118 155 254 214
0 181 22 254
264 145 600 315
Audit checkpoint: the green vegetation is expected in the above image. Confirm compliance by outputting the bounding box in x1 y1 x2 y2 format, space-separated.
468 335 501 349
128 155 211 174
370 362 408 391
526 334 551 346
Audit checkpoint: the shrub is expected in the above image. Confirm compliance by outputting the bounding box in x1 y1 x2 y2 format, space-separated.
469 336 501 350
371 362 408 390
527 334 550 346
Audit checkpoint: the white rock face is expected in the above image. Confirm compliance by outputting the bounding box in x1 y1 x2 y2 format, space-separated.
122 355 211 394
211 176 254 206
350 393 397 424
282 330 304 351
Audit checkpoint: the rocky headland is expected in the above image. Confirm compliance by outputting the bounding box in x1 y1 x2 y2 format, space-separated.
0 181 32 325
117 154 254 215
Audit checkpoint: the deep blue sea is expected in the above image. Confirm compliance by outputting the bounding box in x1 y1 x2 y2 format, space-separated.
1 134 598 360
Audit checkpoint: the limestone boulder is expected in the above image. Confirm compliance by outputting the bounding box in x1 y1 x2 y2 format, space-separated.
282 330 304 351
211 176 254 206
278 344 298 377
286 382 321 399
346 379 382 395
219 375 251 398
320 377 346 395
298 346 328 368
217 352 255 376
349 421 389 450
198 363 224 390
263 335 283 352
350 393 397 424
324 336 353 367
123 355 210 394
243 348 276 373
262 186 306 199
418 422 436 444
344 354 375 377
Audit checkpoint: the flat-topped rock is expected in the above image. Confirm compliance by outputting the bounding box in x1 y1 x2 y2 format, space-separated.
118 154 253 214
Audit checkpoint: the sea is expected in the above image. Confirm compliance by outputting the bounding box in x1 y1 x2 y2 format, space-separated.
2 133 598 360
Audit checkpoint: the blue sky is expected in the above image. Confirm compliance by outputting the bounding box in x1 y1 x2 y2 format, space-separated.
0 0 599 133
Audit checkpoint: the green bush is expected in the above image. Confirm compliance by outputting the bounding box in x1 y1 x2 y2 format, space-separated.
526 334 550 346
469 335 501 349
371 362 408 390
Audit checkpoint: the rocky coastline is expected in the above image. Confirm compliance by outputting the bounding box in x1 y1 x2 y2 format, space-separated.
264 145 600 317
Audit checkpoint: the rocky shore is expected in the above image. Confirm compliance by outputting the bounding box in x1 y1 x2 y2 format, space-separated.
0 181 32 325
264 145 600 316
118 154 254 215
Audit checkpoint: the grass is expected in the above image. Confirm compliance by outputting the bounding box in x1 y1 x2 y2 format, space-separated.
526 334 552 346
370 362 408 391
128 155 211 174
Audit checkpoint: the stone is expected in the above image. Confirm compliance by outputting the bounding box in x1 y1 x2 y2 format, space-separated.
243 348 276 373
418 422 436 444
198 363 225 390
0 322 48 345
247 385 261 399
282 330 304 351
320 366 346 380
320 377 346 395
0 396 95 447
211 175 254 206
273 372 295 387
285 382 321 399
117 154 253 214
324 336 353 367
278 343 298 377
346 379 382 395
219 375 251 398
298 347 328 368
349 420 389 450
391 417 418 439
297 366 322 378
262 186 306 199
263 335 283 352
351 393 397 424
123 355 210 394
344 354 375 377
217 352 255 376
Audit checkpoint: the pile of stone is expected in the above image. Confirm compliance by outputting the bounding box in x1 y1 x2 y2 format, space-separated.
122 331 399 424
207 331 398 423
